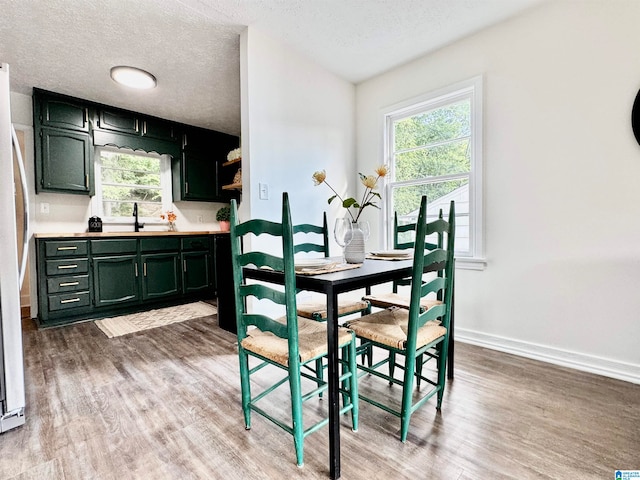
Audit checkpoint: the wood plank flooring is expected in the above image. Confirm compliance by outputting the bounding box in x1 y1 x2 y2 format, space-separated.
1 314 638 479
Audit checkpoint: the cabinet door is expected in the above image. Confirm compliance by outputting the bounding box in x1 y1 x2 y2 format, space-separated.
39 96 90 132
141 253 181 300
181 150 218 201
142 118 178 141
97 109 140 135
182 251 211 294
38 127 93 194
93 255 140 308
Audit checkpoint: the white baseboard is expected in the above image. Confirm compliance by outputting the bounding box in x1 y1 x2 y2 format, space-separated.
456 328 640 385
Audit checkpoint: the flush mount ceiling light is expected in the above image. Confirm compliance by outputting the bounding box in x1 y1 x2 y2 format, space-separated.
110 66 157 90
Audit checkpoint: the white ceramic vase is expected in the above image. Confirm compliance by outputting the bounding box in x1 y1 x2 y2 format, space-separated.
344 222 367 263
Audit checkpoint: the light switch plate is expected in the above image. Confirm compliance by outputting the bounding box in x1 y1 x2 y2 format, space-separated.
259 183 269 200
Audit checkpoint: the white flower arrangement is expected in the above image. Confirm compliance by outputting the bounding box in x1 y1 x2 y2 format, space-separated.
227 147 241 162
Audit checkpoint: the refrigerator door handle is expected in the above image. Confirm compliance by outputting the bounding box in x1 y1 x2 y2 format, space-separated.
11 124 29 288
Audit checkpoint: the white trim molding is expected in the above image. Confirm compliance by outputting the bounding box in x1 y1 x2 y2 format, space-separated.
456 328 640 385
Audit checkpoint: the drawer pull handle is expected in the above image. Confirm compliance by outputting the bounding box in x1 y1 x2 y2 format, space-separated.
57 246 78 251
58 264 78 269
59 281 79 287
60 298 80 304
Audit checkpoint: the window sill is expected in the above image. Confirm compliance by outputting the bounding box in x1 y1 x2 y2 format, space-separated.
455 256 487 271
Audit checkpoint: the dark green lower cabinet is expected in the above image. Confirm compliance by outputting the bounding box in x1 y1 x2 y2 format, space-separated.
36 235 225 327
93 255 140 308
141 253 181 300
182 251 210 293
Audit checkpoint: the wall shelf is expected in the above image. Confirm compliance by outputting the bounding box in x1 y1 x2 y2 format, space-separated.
222 183 242 190
222 157 241 167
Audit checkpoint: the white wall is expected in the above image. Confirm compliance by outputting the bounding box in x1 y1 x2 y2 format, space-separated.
240 27 356 250
356 0 640 383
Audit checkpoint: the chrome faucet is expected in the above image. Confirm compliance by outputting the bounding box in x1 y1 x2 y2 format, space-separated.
133 202 144 232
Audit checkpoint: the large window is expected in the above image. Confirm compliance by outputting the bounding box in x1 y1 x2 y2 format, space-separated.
94 147 172 222
384 77 483 267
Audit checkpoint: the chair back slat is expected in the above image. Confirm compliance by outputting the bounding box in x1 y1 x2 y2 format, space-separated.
235 218 284 237
239 251 285 272
420 276 446 298
417 304 447 327
242 313 288 338
292 211 330 257
240 283 287 305
294 243 326 255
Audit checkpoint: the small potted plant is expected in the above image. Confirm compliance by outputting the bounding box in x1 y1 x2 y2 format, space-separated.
216 206 231 232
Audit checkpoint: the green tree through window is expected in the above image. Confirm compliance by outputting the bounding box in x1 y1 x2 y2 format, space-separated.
384 78 483 258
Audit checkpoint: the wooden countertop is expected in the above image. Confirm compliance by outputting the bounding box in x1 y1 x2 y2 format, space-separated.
34 231 229 239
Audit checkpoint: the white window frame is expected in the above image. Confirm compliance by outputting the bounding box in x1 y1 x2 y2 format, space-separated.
92 146 173 225
382 76 485 270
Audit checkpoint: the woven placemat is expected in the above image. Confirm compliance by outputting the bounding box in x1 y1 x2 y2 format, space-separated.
365 254 412 261
295 262 363 275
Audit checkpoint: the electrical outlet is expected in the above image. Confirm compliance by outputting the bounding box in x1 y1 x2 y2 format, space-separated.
40 202 50 215
197 215 203 223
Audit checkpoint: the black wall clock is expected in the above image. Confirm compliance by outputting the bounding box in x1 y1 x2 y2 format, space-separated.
632 89 640 145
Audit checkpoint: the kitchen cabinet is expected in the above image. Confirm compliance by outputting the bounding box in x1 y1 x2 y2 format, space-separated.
38 94 90 132
181 236 211 294
172 127 240 202
97 109 140 135
36 127 93 194
35 233 221 327
91 239 140 308
36 239 92 325
140 237 181 300
34 89 94 195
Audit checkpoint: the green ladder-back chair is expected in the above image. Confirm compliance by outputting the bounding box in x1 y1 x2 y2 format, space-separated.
230 193 359 467
294 212 370 322
362 210 444 312
344 197 455 443
293 212 371 396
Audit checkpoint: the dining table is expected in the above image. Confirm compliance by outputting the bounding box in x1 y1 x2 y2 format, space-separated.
243 256 454 479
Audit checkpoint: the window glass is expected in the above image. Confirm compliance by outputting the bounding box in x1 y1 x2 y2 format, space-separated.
96 148 170 220
384 78 482 259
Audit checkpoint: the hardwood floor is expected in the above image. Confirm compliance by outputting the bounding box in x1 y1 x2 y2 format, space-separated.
2 314 638 479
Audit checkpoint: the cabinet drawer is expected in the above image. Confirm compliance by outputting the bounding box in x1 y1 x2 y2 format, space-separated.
181 236 210 251
47 274 89 294
48 291 90 312
91 239 137 255
45 240 88 257
45 258 88 276
140 237 180 253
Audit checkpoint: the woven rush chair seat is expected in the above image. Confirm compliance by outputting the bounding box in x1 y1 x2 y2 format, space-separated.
345 307 445 350
242 316 355 366
362 292 441 312
296 299 370 321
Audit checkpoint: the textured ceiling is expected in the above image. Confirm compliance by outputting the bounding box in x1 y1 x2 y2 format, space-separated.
0 0 544 136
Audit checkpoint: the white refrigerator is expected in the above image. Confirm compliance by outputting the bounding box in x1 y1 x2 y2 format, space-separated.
0 62 27 432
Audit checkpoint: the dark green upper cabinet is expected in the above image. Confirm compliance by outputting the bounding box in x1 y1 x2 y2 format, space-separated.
33 89 233 197
97 109 140 135
142 118 178 141
36 127 93 195
34 89 94 195
172 127 240 202
39 95 90 132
